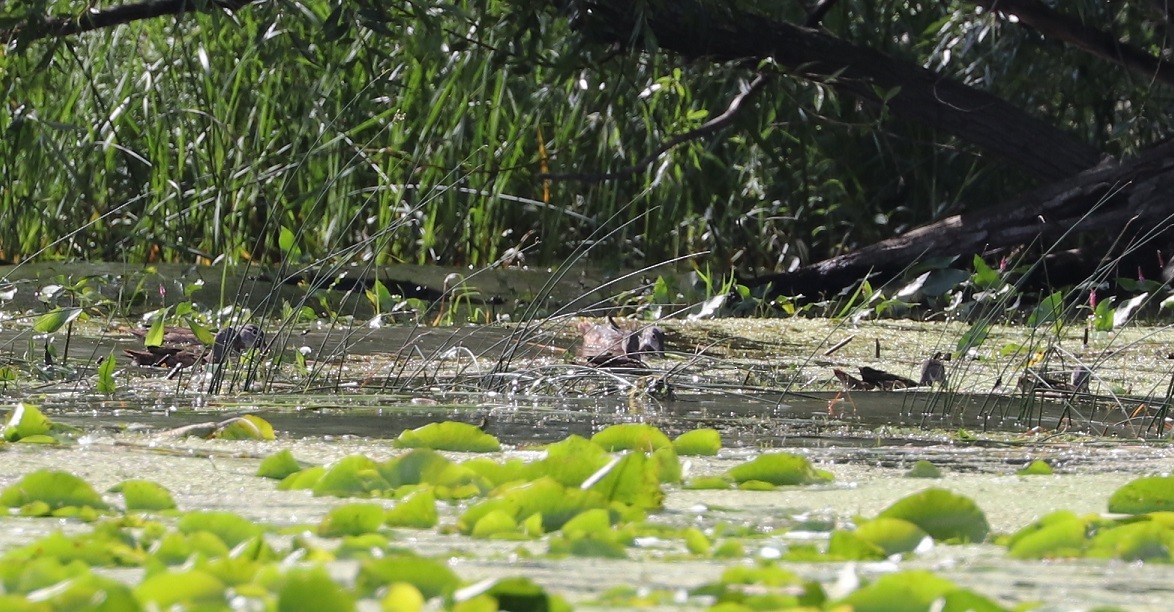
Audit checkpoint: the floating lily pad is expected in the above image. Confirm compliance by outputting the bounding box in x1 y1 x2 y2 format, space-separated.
1017 460 1054 475
384 489 438 529
837 570 1004 611
905 460 942 478
878 488 990 543
213 415 275 441
257 449 304 479
460 478 608 534
725 453 833 486
672 429 721 456
277 566 355 612
584 452 664 510
1108 475 1174 514
538 435 610 486
852 517 931 556
0 470 108 513
134 569 226 608
395 421 501 452
591 424 672 452
452 576 571 612
312 455 388 497
355 554 459 599
2 403 53 442
1088 519 1174 562
1006 511 1090 559
177 511 265 548
827 530 887 560
318 503 387 537
111 479 177 512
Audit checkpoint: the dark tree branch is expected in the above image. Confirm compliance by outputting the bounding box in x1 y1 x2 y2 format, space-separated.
751 140 1174 296
3 0 256 44
804 0 840 28
972 0 1174 88
539 72 770 183
570 0 1104 181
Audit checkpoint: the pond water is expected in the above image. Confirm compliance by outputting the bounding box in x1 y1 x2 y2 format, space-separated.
2 304 1173 608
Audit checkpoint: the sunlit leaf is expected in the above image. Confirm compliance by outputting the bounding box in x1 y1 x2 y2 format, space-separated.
33 307 83 333
1108 475 1174 514
112 479 177 511
395 421 501 452
878 488 990 543
725 453 833 486
591 424 672 452
0 469 108 512
672 428 721 456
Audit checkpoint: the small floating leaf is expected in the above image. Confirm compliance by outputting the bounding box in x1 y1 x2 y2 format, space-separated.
112 479 177 511
852 518 930 556
381 583 426 612
33 307 83 333
539 435 609 486
177 511 265 548
672 428 721 456
837 570 1003 612
725 453 833 486
1017 460 1053 475
355 554 459 599
312 455 388 497
135 569 226 608
878 488 990 543
1006 512 1089 559
684 527 711 555
395 421 501 452
258 449 304 479
1108 475 1174 514
0 469 108 512
318 503 386 537
592 424 671 452
584 452 664 510
277 566 355 612
905 460 941 478
827 530 887 560
384 489 438 528
213 415 275 441
3 402 53 442
1088 519 1174 562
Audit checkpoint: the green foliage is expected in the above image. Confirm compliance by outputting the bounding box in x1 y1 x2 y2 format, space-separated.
0 470 108 514
878 488 990 543
1108 475 1174 514
112 480 177 512
724 453 834 487
395 421 501 452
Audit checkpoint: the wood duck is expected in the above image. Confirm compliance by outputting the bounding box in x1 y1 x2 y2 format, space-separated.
124 324 265 368
576 317 665 367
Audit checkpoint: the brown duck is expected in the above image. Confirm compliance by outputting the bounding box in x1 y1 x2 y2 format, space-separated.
124 324 266 368
576 317 665 368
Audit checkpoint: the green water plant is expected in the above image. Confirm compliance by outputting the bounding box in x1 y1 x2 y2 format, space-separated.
877 488 990 543
723 452 834 488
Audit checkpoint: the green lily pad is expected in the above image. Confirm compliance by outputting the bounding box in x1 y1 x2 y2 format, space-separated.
384 489 438 529
312 455 389 497
355 554 459 599
584 452 664 510
258 449 304 479
452 576 571 612
134 569 226 608
277 566 355 611
318 502 387 537
672 429 721 456
725 453 833 486
2 403 53 442
853 517 931 556
177 511 265 548
1017 460 1053 475
538 435 610 486
0 470 108 512
878 488 990 543
1108 475 1174 514
1007 512 1090 559
837 570 1005 612
111 479 177 512
827 530 887 560
591 424 672 452
213 415 275 441
395 421 501 452
905 460 942 478
1088 519 1174 562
